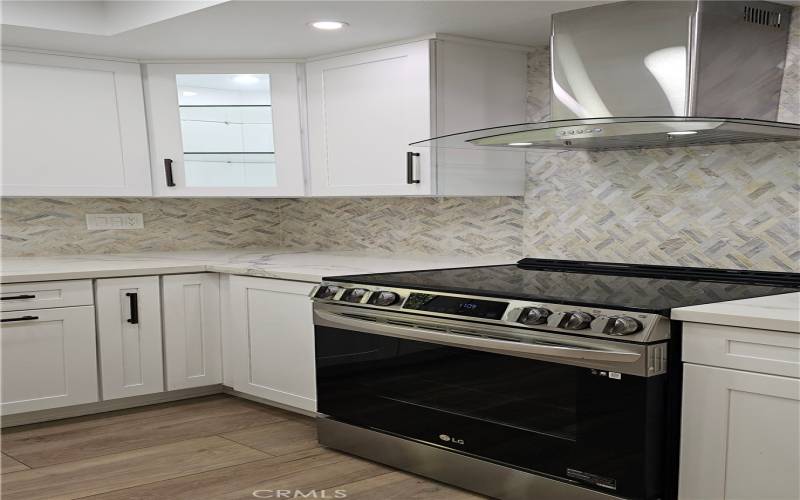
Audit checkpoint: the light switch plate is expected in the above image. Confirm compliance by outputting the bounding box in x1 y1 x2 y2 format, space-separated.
86 213 144 230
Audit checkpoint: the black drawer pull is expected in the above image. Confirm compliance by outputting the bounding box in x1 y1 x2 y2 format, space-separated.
406 151 420 184
126 292 139 324
1 295 35 301
164 159 176 187
1 316 39 323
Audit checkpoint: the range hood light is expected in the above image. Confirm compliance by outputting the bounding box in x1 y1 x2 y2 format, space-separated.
667 131 698 136
508 142 533 146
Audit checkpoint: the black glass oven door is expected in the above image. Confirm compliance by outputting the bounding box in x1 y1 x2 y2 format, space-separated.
316 325 665 499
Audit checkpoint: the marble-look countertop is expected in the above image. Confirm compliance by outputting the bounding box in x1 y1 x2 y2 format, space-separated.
672 292 800 333
0 250 511 284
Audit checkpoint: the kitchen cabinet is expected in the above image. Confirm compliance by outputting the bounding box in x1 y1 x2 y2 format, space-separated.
144 62 306 197
229 276 316 411
680 323 800 500
305 38 527 196
1 283 99 415
95 276 164 400
1 50 151 197
162 273 222 390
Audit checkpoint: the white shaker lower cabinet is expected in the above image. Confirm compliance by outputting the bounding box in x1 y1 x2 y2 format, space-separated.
95 277 164 400
162 274 222 390
229 276 316 411
680 323 800 500
1 307 99 415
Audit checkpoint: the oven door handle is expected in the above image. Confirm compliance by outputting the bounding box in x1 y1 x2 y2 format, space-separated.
314 309 642 364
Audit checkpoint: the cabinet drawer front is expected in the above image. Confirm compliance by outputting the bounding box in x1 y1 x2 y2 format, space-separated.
1 280 93 312
683 322 800 378
1 306 99 415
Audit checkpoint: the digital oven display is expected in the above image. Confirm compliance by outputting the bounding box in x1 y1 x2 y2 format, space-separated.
403 293 508 319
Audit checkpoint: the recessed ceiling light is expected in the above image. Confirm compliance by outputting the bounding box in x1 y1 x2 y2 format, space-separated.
309 20 348 30
182 91 198 97
233 74 260 85
508 142 533 146
667 131 698 136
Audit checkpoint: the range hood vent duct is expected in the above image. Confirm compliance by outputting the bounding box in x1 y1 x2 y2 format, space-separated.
413 0 799 151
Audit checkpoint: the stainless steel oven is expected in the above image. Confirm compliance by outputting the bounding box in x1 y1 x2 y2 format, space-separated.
312 284 672 500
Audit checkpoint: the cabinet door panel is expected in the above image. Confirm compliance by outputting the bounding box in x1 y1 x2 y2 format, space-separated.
162 274 222 390
230 276 316 411
95 277 163 400
1 306 99 415
1 50 151 197
307 41 433 196
680 364 800 500
144 62 305 197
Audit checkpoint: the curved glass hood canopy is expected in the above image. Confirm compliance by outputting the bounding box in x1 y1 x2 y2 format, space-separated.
411 117 800 152
414 1 800 152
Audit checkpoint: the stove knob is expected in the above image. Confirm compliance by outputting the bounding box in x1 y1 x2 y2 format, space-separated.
518 307 552 325
342 288 368 303
314 285 340 300
562 311 594 330
608 316 642 336
373 291 399 306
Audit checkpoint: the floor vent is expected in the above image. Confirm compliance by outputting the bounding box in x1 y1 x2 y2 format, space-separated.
743 5 782 28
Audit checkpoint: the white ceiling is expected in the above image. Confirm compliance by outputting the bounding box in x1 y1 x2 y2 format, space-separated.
1 1 611 60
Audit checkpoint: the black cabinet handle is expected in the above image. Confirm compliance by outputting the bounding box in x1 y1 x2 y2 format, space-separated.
1 316 39 323
164 159 176 187
1 295 35 301
126 292 139 324
406 151 420 184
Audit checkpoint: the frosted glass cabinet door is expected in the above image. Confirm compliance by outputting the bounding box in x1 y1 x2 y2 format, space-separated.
95 276 164 400
1 50 151 197
144 63 305 197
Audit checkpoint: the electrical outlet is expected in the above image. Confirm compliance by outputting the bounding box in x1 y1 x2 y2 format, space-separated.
86 213 144 230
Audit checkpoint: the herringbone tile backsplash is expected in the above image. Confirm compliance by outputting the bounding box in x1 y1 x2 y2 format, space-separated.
2 9 798 271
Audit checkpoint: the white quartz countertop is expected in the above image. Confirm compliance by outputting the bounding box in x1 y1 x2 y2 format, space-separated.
672 292 800 333
0 250 511 284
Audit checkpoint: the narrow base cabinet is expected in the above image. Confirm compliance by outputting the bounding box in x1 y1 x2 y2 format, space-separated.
1 306 99 415
162 273 222 390
95 277 164 400
680 323 800 500
229 276 316 411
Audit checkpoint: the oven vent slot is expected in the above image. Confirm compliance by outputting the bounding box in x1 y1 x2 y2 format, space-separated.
385 319 417 328
449 328 483 338
419 324 448 332
743 5 782 28
342 313 378 323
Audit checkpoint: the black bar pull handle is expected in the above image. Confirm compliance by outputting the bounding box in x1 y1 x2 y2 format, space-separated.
1 295 35 301
406 151 420 184
164 159 176 187
126 292 139 324
1 316 39 323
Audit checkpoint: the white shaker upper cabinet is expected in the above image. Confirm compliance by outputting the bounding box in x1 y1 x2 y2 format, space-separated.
1 50 152 197
306 38 527 197
144 63 305 197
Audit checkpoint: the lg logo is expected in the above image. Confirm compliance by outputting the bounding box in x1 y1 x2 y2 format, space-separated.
439 433 465 445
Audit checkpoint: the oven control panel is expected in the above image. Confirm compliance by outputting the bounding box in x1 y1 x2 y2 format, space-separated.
311 283 669 343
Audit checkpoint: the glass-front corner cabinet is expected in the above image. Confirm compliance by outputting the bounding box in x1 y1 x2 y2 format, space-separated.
144 63 305 196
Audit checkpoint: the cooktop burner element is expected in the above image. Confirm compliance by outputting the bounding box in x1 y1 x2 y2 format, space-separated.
327 259 799 315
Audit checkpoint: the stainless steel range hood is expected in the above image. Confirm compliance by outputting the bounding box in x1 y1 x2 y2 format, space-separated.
413 1 800 151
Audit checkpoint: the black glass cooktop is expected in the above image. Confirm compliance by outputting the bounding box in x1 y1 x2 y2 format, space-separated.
328 259 800 315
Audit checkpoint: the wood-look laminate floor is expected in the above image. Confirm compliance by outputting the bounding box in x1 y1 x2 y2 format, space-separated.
0 395 484 500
